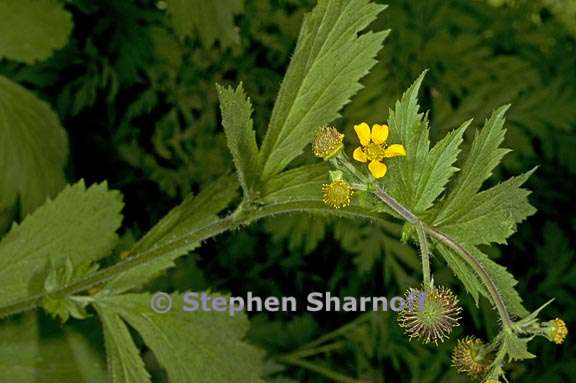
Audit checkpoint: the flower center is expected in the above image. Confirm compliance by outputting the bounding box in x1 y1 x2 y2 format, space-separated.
364 143 386 161
322 180 353 209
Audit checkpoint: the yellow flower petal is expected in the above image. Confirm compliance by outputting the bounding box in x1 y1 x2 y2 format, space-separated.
371 124 389 144
368 160 387 178
353 147 368 162
383 144 407 158
354 122 371 146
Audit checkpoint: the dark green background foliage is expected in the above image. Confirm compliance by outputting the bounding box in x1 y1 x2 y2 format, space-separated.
1 0 575 382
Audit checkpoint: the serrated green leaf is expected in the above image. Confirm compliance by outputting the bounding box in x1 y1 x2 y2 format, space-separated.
0 181 123 308
436 105 512 223
0 312 107 382
216 83 259 199
412 120 469 214
166 0 243 48
380 73 469 216
435 169 537 245
502 331 536 361
381 71 430 210
259 0 388 180
103 175 238 294
96 306 151 383
0 75 68 219
0 0 73 63
95 293 264 383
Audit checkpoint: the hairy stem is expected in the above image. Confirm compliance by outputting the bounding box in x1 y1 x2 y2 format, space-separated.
371 186 513 329
0 186 513 331
423 226 513 328
414 221 431 288
372 187 418 224
0 201 393 319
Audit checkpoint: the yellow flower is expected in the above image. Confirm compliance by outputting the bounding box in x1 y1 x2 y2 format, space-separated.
322 180 353 209
352 122 406 178
544 318 568 344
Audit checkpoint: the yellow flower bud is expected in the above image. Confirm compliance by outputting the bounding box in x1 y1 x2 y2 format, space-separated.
543 318 568 344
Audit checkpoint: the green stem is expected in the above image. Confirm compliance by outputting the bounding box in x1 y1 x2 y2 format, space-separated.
414 221 431 288
0 201 395 319
372 186 418 224
0 185 513 332
423 226 513 328
0 215 238 318
370 186 513 329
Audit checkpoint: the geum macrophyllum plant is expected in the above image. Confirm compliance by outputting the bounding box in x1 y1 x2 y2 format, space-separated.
312 74 568 381
0 0 569 382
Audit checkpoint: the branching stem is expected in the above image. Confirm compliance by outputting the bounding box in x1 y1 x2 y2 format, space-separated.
371 186 513 329
0 201 398 319
0 185 513 332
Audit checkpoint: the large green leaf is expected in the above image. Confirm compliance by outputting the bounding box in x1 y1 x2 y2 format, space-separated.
258 0 388 180
0 181 123 308
0 0 73 63
411 120 469 214
435 169 536 245
430 105 536 246
95 293 264 383
0 76 68 222
216 83 259 199
435 105 512 223
384 72 430 200
380 72 469 215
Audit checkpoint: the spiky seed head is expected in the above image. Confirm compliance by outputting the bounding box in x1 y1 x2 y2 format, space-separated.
452 336 493 380
313 126 344 160
322 180 353 209
398 285 462 345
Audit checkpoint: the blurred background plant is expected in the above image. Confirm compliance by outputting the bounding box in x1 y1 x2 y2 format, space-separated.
0 0 574 382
